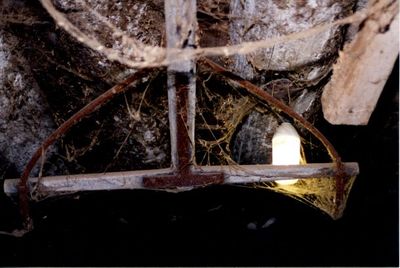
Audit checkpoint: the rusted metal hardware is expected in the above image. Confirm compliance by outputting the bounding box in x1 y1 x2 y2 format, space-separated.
3 163 359 196
142 71 224 189
143 0 224 189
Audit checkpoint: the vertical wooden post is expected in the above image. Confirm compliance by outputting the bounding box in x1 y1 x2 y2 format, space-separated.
143 0 224 188
165 0 197 171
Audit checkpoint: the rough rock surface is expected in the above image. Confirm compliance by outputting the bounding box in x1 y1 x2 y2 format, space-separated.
0 30 56 175
229 0 355 79
232 112 279 164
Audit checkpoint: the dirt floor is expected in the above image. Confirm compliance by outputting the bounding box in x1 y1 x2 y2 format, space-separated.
0 60 398 266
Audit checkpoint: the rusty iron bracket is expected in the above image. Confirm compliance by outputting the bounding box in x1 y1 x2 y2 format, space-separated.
142 71 224 189
143 0 224 189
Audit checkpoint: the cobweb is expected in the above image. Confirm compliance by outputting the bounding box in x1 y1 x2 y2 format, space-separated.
195 72 356 219
263 177 357 219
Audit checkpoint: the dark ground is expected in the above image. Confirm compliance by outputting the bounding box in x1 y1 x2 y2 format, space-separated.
0 60 398 266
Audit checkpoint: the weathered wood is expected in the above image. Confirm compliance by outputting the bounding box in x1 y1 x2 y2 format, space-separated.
321 3 399 125
164 0 197 168
3 163 359 196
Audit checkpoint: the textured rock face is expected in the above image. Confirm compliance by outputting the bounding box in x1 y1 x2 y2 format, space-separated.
232 112 279 164
229 0 355 79
0 30 56 175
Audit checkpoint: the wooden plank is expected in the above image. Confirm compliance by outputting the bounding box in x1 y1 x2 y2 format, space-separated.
3 163 359 196
321 3 398 125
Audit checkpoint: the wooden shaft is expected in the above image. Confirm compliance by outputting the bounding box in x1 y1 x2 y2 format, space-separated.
4 163 359 196
165 0 197 170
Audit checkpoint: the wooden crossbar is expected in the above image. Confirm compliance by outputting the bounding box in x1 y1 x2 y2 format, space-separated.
3 163 359 196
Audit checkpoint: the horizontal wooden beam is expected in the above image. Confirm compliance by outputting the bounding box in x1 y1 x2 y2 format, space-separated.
3 163 358 196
